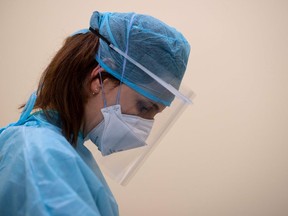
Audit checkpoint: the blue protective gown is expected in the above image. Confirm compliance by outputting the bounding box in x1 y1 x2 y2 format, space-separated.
0 93 119 216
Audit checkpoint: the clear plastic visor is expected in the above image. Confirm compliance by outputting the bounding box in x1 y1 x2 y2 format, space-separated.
84 85 195 186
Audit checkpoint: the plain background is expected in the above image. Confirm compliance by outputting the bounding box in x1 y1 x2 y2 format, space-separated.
1 0 288 215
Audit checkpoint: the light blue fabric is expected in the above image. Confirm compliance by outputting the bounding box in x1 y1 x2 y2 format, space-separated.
89 11 191 106
0 94 119 216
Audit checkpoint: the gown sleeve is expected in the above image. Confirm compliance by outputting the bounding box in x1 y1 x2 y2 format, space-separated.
0 125 109 216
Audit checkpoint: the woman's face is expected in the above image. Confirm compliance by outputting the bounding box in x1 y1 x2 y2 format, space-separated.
82 69 166 136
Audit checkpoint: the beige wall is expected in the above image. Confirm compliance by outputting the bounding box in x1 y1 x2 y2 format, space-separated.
1 0 288 215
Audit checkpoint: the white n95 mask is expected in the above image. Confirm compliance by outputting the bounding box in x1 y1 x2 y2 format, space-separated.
87 104 154 156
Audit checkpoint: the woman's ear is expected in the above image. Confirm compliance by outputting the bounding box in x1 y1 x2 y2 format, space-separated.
90 65 105 95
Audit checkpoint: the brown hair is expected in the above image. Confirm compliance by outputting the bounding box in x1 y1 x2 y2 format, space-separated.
33 32 100 146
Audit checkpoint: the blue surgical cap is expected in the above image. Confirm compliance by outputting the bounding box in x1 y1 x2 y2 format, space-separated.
90 11 190 106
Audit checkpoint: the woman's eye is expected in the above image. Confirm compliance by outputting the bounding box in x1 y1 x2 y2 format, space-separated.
139 105 150 113
137 101 151 114
140 106 149 113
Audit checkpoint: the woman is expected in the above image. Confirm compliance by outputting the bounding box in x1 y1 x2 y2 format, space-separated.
0 11 190 215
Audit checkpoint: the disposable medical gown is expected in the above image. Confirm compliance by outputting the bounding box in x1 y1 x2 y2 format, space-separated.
0 94 119 216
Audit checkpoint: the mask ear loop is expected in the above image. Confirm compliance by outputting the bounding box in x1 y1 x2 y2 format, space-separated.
115 14 136 105
98 71 107 107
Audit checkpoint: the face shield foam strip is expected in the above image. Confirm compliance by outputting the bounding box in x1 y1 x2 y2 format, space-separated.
89 27 192 105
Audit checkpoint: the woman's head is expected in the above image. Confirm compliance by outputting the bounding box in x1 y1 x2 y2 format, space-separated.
34 11 190 146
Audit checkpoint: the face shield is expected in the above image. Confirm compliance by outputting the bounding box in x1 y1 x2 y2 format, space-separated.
74 11 194 185
85 86 194 185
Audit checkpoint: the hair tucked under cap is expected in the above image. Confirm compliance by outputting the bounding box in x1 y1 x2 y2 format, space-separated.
90 11 190 106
